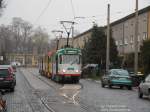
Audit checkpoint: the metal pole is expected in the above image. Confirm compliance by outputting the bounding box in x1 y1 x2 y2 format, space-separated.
72 26 74 47
121 23 125 68
106 4 110 73
134 0 138 75
56 38 59 50
67 32 70 47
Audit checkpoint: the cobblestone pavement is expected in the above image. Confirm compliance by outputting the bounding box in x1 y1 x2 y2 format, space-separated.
3 68 94 112
3 69 52 112
3 68 150 112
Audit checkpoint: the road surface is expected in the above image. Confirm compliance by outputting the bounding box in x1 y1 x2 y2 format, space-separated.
3 68 150 112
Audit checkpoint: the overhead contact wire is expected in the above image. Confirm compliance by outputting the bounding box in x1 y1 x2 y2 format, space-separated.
34 0 52 24
70 0 76 19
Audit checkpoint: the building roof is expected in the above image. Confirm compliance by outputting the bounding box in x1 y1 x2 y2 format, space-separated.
73 28 92 39
73 6 150 39
110 5 150 26
73 26 105 39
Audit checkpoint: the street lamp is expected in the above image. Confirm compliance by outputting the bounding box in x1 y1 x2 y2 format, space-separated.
106 4 110 73
134 0 139 75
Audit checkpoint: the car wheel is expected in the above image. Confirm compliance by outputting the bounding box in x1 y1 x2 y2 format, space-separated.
101 82 105 88
138 89 143 98
120 86 123 89
10 87 15 92
127 86 132 90
108 84 112 88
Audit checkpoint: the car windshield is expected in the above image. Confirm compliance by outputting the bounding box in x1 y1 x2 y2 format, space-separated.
0 69 9 76
113 70 129 76
62 55 80 64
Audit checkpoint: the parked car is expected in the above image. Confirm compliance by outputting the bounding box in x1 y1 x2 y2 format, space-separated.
138 74 150 98
12 65 17 72
9 66 16 86
129 71 145 87
0 65 16 92
101 69 132 90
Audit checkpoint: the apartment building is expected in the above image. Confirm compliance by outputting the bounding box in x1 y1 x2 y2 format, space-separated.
71 6 150 55
73 28 92 49
111 5 150 55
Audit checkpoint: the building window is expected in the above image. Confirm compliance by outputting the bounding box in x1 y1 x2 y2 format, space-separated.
131 21 134 26
119 40 123 46
124 38 128 45
142 32 147 40
115 41 118 46
131 44 134 50
83 37 86 43
143 16 147 22
125 22 128 28
130 35 133 44
138 35 140 42
115 27 117 31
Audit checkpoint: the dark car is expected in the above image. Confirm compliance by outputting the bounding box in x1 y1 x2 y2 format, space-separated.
0 65 16 92
101 69 132 90
9 66 16 86
12 65 17 72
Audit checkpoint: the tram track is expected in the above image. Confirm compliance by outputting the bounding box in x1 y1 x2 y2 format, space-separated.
21 68 94 112
27 69 63 90
27 68 84 90
28 69 83 104
19 68 57 112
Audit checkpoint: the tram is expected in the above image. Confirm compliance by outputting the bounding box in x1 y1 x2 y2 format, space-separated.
39 48 81 83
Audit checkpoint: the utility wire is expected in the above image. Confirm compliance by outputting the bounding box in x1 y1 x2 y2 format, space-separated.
70 0 76 19
34 0 52 24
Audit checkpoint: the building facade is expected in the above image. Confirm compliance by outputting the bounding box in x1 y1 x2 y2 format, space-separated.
70 6 150 55
111 6 150 55
6 53 38 67
58 38 73 49
72 29 92 49
55 6 150 54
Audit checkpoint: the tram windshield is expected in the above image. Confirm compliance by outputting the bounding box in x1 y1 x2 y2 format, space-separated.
61 55 80 64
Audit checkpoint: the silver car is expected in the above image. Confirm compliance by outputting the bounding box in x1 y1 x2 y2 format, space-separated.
138 74 150 98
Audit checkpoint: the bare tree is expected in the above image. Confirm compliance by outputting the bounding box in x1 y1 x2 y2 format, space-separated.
0 17 50 57
32 27 49 54
20 21 32 53
11 17 23 53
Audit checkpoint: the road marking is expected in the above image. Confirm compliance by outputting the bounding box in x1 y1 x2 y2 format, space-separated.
73 91 80 105
60 84 81 90
40 97 56 112
60 91 80 105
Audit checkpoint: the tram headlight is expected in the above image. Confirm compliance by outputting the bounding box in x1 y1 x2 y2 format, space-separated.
75 70 79 73
62 69 66 73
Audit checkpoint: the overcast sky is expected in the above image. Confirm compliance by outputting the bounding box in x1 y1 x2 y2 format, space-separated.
0 0 150 38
